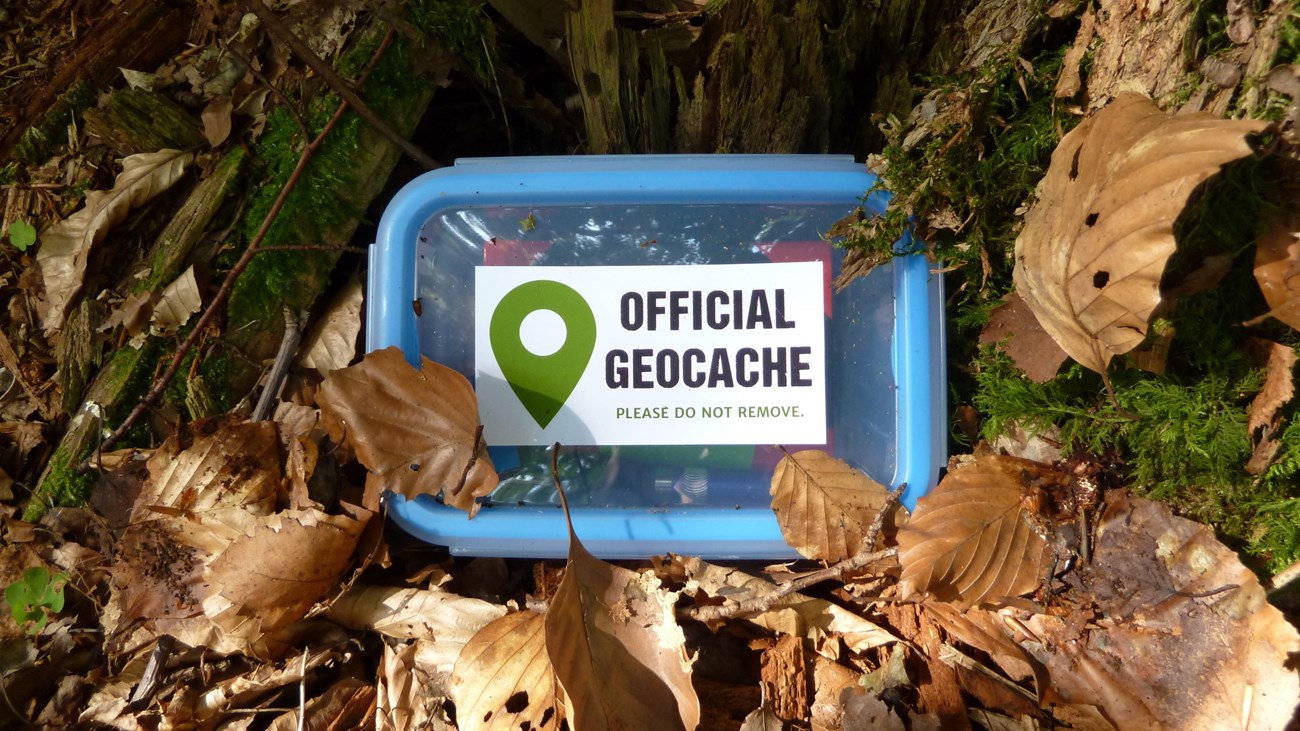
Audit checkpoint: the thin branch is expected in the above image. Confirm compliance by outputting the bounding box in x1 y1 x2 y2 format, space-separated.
96 30 395 456
251 307 302 421
255 244 369 253
242 0 442 170
683 545 898 624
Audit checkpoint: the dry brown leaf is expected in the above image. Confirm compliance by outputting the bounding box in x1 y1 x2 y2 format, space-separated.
378 641 453 731
545 519 699 731
897 455 1051 607
318 347 498 516
299 273 363 374
134 419 280 527
1013 93 1265 375
738 707 786 731
326 584 507 643
206 504 371 632
114 420 282 623
451 610 562 731
1247 340 1297 435
37 149 193 332
769 450 894 562
979 292 1069 383
1252 211 1300 330
150 265 203 334
273 401 320 440
201 96 233 147
922 603 1045 690
99 290 156 336
839 692 905 731
809 658 860 730
1018 493 1300 731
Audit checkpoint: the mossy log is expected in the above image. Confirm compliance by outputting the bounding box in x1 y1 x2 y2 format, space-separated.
82 88 207 156
28 6 446 517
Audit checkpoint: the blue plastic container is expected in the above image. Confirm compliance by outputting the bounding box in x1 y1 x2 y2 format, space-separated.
367 155 944 558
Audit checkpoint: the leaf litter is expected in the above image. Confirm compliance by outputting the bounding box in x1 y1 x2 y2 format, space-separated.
5 9 1300 730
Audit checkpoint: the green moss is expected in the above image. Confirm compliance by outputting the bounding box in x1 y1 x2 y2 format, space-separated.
14 80 95 164
0 163 16 186
406 0 497 81
23 442 97 521
228 23 437 330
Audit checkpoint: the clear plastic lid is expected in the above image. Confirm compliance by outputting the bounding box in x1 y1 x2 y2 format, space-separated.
368 155 943 558
415 203 897 510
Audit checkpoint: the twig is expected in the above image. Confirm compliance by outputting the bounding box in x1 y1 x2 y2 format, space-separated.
251 308 302 421
128 635 175 710
255 244 369 253
865 484 906 552
683 545 898 624
242 0 442 170
221 41 309 140
297 645 308 731
681 464 905 624
95 29 394 456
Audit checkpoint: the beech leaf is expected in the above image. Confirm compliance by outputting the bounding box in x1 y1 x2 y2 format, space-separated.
37 149 193 332
299 273 363 373
545 473 700 731
978 292 1069 383
896 455 1052 607
452 611 562 731
150 265 203 334
769 449 895 562
1013 93 1264 374
317 347 498 516
1251 211 1300 330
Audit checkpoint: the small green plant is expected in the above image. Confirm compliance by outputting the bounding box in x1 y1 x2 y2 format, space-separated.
5 566 68 634
7 220 36 251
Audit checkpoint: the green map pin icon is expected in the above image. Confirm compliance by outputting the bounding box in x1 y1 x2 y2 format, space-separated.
490 280 597 428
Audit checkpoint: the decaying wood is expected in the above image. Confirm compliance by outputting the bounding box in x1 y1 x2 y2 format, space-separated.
82 89 207 156
0 0 190 163
33 4 446 503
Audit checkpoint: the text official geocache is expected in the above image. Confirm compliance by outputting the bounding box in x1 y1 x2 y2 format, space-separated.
474 262 828 446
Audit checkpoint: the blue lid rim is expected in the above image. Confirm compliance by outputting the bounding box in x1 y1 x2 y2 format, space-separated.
367 154 943 558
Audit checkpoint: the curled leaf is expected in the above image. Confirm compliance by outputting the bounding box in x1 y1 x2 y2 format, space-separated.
1251 211 1300 330
769 450 895 562
897 455 1052 607
546 472 700 731
150 265 203 334
37 149 193 332
1013 93 1264 374
318 347 498 516
299 274 363 374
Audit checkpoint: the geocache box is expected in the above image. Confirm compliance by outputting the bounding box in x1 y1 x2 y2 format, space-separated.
366 155 945 558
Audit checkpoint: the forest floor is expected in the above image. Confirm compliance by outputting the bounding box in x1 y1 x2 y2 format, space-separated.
1 0 1300 729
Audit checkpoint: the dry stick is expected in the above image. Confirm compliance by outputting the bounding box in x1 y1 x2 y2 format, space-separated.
684 545 898 624
242 0 442 171
251 307 302 422
95 32 395 456
685 483 906 624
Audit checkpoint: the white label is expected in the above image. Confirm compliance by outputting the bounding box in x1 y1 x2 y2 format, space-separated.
474 263 827 446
